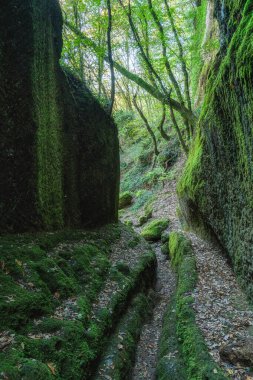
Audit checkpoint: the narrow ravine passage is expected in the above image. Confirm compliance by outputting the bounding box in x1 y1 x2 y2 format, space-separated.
121 159 183 379
122 157 253 379
131 243 175 380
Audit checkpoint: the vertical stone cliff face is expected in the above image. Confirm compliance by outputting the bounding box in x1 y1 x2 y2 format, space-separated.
179 0 253 298
0 0 119 231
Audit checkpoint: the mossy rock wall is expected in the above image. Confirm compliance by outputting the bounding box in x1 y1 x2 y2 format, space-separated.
0 0 119 232
61 73 119 227
178 0 253 299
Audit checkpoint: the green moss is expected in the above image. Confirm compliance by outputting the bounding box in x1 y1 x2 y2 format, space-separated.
138 205 153 226
176 256 227 379
94 294 151 380
162 232 228 379
161 243 169 256
124 220 133 227
179 0 253 300
0 223 156 379
32 0 64 229
128 236 140 248
141 219 169 241
20 359 54 380
177 131 204 200
157 296 187 380
169 231 194 268
138 215 147 226
0 227 117 379
119 192 133 209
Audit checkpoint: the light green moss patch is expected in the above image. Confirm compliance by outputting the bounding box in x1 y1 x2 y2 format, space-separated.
169 231 194 268
141 219 169 241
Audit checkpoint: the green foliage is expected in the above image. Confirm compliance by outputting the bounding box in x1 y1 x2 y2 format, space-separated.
158 139 180 168
131 190 154 211
141 219 169 241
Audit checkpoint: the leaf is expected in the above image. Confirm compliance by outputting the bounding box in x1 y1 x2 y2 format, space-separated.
47 362 56 376
15 259 22 267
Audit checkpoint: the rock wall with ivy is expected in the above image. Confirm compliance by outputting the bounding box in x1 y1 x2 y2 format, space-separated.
179 0 253 299
0 0 119 232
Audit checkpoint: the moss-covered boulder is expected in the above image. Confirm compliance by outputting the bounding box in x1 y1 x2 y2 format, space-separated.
119 192 133 209
138 205 153 226
178 0 253 300
141 219 169 241
0 0 119 232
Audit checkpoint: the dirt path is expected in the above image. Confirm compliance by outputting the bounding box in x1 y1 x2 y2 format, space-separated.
131 243 175 380
122 157 253 379
121 158 182 379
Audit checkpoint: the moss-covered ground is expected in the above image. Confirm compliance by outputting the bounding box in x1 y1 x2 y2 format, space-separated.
157 232 228 380
0 224 155 379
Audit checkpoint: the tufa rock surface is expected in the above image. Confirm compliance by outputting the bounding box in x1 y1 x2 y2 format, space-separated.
0 0 119 232
178 0 253 299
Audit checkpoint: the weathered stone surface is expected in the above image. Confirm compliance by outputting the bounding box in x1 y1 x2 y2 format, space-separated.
178 0 253 299
220 336 253 367
0 0 119 231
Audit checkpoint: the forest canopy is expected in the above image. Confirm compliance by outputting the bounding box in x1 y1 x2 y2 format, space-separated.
60 0 202 154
